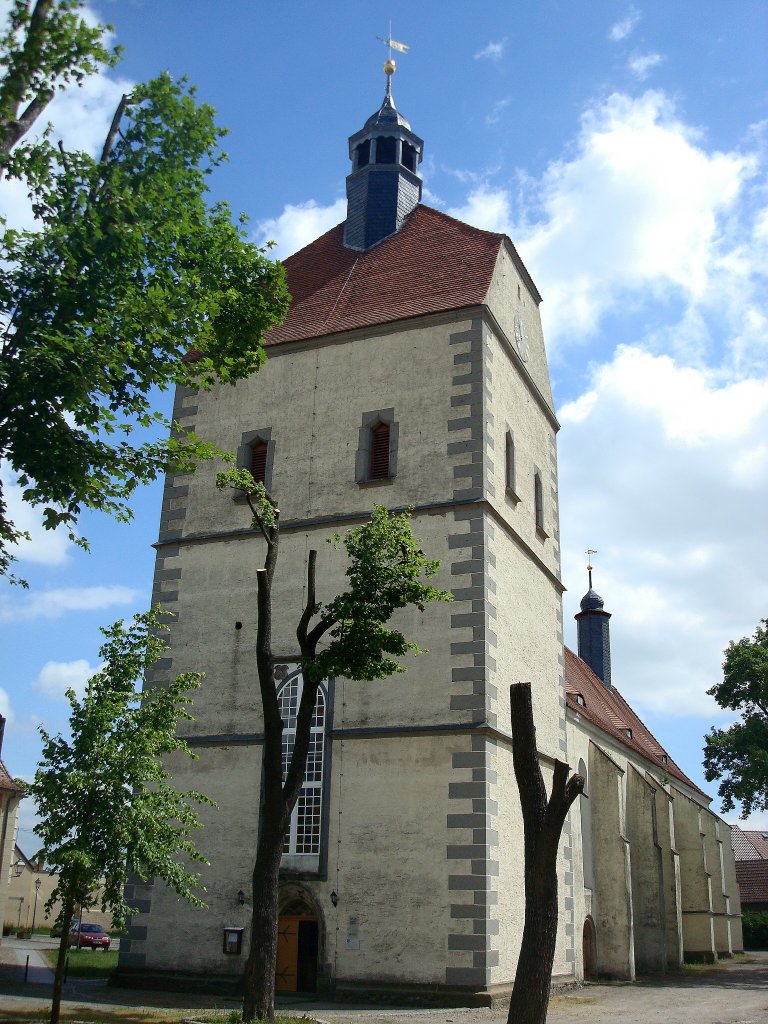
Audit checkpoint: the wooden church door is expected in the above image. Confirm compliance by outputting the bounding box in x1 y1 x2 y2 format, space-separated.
276 914 319 992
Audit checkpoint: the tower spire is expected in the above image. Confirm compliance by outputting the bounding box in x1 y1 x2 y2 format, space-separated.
586 548 597 590
343 49 423 252
575 552 612 689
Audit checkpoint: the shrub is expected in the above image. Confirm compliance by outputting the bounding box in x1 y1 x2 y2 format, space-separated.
742 909 768 949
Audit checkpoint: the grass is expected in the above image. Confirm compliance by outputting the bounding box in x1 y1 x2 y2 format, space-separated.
0 1011 320 1024
43 948 119 979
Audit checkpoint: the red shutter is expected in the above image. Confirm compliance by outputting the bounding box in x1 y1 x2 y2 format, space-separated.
370 423 390 479
250 441 268 483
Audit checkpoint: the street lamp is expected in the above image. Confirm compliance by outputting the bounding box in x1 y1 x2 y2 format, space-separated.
31 878 41 934
11 860 24 878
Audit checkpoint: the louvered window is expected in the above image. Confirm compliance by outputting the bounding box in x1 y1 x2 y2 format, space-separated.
250 440 268 484
370 423 390 479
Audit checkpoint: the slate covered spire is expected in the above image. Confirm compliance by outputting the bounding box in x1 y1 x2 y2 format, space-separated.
575 562 613 689
343 59 424 251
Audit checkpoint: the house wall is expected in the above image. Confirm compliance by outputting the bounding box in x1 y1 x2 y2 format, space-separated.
0 791 22 939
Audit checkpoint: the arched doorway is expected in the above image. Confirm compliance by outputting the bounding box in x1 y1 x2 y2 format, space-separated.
276 883 323 993
582 916 598 981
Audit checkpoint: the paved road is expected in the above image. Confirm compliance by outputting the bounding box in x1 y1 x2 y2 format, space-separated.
0 936 766 1024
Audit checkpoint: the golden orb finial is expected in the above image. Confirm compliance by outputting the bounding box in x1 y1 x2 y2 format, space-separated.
383 58 396 76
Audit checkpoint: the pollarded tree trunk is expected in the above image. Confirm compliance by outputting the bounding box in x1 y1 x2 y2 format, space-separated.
241 538 334 1024
507 683 584 1024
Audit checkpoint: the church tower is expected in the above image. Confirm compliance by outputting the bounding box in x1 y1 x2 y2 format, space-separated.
117 65 570 1002
343 60 424 250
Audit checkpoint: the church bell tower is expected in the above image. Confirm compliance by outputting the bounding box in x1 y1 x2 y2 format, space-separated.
343 59 424 251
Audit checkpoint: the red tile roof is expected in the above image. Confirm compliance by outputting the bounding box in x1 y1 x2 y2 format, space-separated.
265 205 509 347
0 758 23 794
736 859 768 905
733 827 768 860
564 647 707 798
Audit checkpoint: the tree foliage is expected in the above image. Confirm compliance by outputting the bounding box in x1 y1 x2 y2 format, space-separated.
0 0 118 164
30 607 213 1024
0 2 289 581
216 468 452 1024
703 618 768 816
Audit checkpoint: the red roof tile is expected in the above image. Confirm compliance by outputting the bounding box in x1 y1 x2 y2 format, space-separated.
736 859 768 904
0 758 24 794
564 647 707 798
733 827 768 860
265 205 507 347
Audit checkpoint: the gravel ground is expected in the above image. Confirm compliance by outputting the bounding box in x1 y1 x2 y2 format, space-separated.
1 938 766 1024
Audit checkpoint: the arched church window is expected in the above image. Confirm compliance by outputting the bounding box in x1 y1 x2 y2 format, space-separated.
278 669 326 856
376 136 397 164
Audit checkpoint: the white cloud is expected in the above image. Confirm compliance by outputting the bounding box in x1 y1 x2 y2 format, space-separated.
33 659 97 700
610 10 640 41
559 345 768 719
448 186 512 232
253 198 346 261
485 98 512 126
446 91 761 354
0 585 140 623
628 52 663 80
1 464 72 567
474 39 506 62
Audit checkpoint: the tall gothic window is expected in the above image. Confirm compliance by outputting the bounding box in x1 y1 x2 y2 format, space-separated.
278 669 325 856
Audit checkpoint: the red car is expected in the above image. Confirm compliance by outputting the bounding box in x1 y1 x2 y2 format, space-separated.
68 923 111 950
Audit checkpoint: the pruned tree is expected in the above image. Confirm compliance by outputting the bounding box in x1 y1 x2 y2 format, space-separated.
30 608 214 1024
508 682 584 1024
0 0 117 165
0 1 289 582
216 468 452 1024
704 617 768 817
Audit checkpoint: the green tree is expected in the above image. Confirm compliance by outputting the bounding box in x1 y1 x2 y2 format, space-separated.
216 469 452 1024
0 0 117 165
0 1 289 582
704 617 768 817
30 608 214 1024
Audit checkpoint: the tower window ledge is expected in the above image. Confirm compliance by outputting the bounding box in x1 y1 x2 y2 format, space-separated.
536 525 549 540
357 476 395 487
505 486 521 505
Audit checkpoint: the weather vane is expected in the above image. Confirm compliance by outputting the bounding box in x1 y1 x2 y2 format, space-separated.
377 23 410 60
585 549 597 589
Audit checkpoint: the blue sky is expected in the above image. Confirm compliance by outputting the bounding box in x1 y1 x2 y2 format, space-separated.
1 0 767 850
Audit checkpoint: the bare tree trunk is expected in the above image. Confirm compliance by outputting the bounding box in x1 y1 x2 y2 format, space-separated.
243 808 285 1024
241 541 334 1023
49 895 74 1024
507 683 584 1024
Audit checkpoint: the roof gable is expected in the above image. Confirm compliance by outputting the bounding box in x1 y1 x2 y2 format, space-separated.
266 205 506 347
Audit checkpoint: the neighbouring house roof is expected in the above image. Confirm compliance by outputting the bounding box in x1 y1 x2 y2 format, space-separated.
0 758 23 795
732 826 768 861
264 205 527 347
736 859 768 905
564 647 707 798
